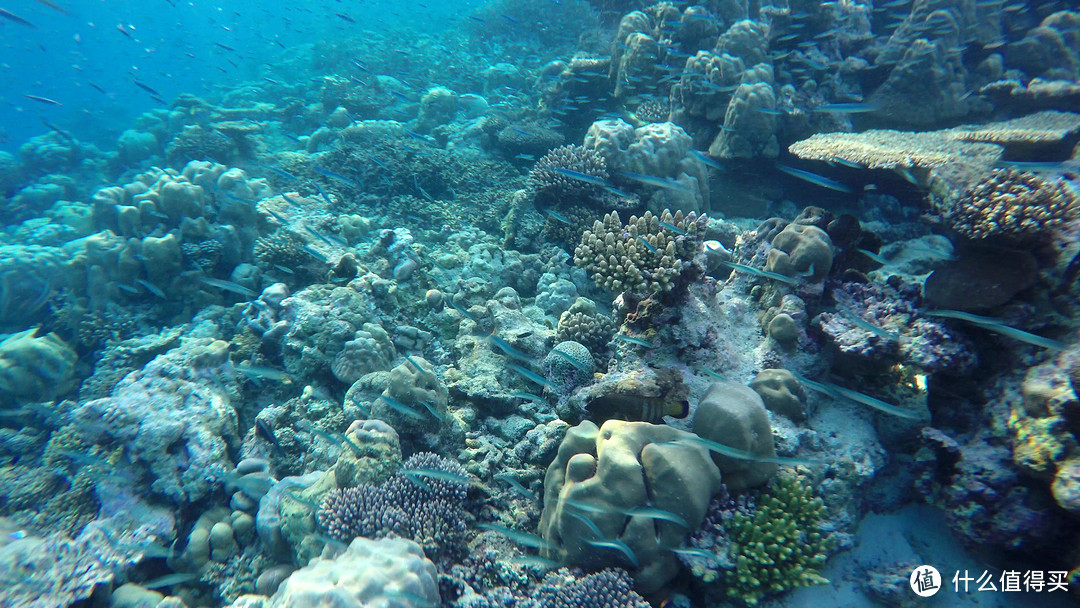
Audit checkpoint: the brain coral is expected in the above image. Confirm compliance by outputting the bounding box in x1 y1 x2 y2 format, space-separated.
270 536 439 608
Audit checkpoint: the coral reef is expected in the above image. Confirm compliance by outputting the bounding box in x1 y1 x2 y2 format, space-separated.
0 328 78 402
694 381 777 491
72 339 240 503
722 475 833 606
266 536 439 608
318 452 468 562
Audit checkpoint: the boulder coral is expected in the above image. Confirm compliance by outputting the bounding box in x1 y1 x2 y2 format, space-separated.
539 419 722 594
268 537 439 608
693 381 778 491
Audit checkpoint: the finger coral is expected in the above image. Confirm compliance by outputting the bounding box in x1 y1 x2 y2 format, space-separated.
573 209 705 296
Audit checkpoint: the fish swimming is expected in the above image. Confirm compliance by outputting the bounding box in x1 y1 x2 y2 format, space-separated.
488 334 535 363
586 392 688 423
790 370 923 419
924 310 1065 351
612 334 655 348
551 168 609 187
775 164 854 193
0 9 35 28
506 363 556 389
198 277 257 298
722 261 798 286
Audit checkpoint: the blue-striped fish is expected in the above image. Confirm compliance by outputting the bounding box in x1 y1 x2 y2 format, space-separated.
617 170 692 192
584 538 639 568
506 364 556 389
488 335 535 363
924 310 1065 351
722 261 798 286
551 168 609 187
790 371 923 419
775 164 853 193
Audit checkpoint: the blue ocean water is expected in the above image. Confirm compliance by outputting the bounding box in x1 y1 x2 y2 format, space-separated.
0 0 1078 607
0 0 485 151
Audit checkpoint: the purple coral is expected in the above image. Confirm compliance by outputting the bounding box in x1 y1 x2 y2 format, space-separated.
448 568 651 608
317 452 468 562
915 428 1060 552
815 281 976 374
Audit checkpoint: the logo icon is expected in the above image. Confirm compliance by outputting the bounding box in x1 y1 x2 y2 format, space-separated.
910 565 941 597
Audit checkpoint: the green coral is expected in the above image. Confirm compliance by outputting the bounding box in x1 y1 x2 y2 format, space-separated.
723 475 833 606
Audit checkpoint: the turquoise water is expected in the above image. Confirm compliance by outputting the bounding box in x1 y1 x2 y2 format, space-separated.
0 0 1078 607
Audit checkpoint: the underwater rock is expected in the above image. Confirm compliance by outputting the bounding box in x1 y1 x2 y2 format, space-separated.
765 223 833 283
584 119 709 214
693 381 777 491
73 338 241 503
116 129 160 165
0 328 77 402
1005 11 1080 81
766 312 799 346
923 247 1038 310
539 419 721 594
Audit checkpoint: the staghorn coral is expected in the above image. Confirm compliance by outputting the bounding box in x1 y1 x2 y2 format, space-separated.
944 169 1078 241
573 209 705 296
722 475 833 606
448 567 651 608
534 568 651 608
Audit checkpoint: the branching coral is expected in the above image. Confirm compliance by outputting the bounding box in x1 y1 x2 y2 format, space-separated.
722 475 833 606
527 144 608 205
945 168 1078 241
573 209 705 296
317 452 468 562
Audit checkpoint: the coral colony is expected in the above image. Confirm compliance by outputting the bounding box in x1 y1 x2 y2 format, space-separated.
0 0 1078 607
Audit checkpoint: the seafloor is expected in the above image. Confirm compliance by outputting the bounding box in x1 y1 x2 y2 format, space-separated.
1 1 1079 607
